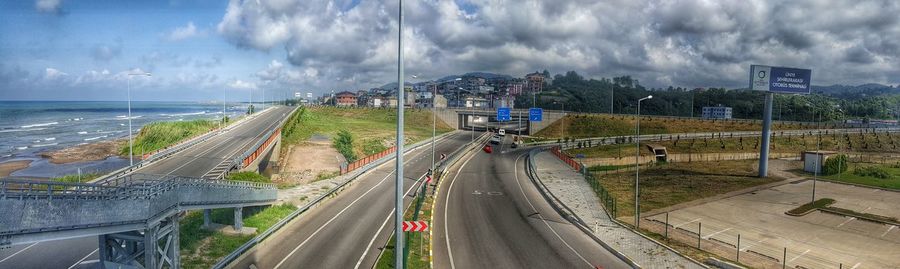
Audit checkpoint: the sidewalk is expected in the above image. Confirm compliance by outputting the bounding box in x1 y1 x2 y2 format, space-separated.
532 151 705 269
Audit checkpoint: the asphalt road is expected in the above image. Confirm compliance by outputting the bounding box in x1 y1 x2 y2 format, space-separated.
0 106 295 269
227 131 472 269
432 135 632 269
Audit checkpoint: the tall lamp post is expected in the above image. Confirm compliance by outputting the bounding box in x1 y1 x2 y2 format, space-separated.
635 95 652 229
127 72 152 166
810 103 823 202
554 101 566 139
394 0 405 267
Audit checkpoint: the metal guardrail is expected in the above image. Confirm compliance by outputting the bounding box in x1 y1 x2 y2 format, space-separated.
233 107 299 170
212 131 461 269
1 174 274 201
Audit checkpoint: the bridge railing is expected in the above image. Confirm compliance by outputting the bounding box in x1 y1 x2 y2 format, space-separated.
1 174 275 201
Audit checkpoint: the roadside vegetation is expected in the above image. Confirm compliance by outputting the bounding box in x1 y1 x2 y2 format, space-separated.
180 203 297 269
121 119 219 155
589 160 781 217
567 131 900 158
226 171 271 183
50 173 101 183
786 198 836 215
822 162 900 190
375 189 433 269
534 113 813 139
281 106 453 159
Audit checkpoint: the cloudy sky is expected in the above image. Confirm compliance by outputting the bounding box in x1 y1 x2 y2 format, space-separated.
1 0 899 101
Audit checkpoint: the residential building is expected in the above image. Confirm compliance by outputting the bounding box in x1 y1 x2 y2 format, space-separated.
701 105 732 119
335 91 357 107
525 72 544 93
434 94 448 108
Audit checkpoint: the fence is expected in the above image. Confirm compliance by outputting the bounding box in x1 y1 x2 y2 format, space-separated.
340 146 398 175
549 146 582 171
548 146 618 218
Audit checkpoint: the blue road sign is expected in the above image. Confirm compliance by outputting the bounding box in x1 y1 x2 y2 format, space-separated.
529 108 543 121
750 65 812 94
497 107 511 122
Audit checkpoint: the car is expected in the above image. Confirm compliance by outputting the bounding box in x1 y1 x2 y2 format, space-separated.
490 135 502 145
482 145 493 153
498 128 505 136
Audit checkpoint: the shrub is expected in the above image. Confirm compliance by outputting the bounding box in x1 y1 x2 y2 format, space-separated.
822 154 848 175
226 171 270 183
852 166 890 179
334 129 357 162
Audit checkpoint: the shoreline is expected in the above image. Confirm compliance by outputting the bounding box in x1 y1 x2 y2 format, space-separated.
39 139 126 165
0 160 33 177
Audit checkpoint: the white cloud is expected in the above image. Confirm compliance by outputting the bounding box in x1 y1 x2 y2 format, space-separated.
228 79 257 90
44 68 68 80
35 0 62 13
214 0 900 90
164 22 201 42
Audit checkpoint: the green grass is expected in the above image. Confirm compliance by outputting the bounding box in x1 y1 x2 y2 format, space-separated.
226 171 271 183
587 164 632 172
122 119 219 155
535 114 812 139
180 203 297 269
786 198 836 215
51 173 101 183
567 131 900 158
281 106 453 158
590 160 780 217
823 163 900 190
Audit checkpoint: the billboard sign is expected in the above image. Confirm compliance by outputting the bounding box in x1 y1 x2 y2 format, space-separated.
750 65 812 94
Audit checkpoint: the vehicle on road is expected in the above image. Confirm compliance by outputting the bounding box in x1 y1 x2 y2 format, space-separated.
482 144 493 153
490 135 503 145
498 128 505 136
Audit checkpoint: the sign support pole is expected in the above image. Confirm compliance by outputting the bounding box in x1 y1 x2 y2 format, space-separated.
395 0 405 268
758 92 773 177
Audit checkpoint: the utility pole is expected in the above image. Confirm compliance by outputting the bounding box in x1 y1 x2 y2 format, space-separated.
635 95 652 229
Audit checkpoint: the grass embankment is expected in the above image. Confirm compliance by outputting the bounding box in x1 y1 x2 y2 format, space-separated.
180 203 297 269
121 119 219 155
567 131 900 159
588 160 780 217
786 198 898 224
822 162 900 190
786 198 836 215
282 106 453 159
226 171 301 189
534 114 814 139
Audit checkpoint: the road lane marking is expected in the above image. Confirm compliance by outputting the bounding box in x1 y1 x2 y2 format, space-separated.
273 134 452 269
513 154 593 267
788 249 810 262
703 227 732 239
353 173 426 269
850 262 861 269
0 243 37 264
68 248 98 269
673 218 702 229
442 147 478 269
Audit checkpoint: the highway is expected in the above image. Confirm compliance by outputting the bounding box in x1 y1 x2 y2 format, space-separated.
432 135 632 269
0 106 295 269
227 131 471 269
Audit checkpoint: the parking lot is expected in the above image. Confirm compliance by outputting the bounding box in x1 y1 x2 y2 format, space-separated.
644 180 900 269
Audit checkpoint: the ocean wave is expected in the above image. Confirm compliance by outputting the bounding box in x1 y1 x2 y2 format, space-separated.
21 122 58 128
77 131 88 135
44 137 56 141
31 143 58 148
16 146 28 150
0 128 47 133
116 115 142 120
161 111 206 117
84 135 108 141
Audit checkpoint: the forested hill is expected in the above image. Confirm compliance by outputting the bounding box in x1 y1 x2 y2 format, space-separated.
515 71 899 122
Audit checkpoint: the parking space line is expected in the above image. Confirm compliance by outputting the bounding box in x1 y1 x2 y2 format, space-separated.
850 262 862 269
68 248 99 269
739 238 768 251
882 225 896 237
673 218 702 229
837 217 856 227
788 249 810 262
703 227 732 239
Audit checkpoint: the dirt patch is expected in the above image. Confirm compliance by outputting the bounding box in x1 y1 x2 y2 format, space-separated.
40 139 124 164
0 160 32 177
276 139 345 185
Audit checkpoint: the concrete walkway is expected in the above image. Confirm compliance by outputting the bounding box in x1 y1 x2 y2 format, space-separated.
533 151 706 269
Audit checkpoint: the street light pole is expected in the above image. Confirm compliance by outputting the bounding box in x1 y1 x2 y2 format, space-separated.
394 0 405 267
610 87 614 114
813 106 822 202
127 72 151 166
635 95 652 229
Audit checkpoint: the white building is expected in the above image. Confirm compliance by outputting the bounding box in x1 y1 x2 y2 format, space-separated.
802 151 836 174
702 105 732 119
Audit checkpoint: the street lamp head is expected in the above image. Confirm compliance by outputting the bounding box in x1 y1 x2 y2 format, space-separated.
647 95 652 99
639 95 652 102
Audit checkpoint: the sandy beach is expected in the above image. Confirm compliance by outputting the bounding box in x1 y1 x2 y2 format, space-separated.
40 139 125 164
0 160 32 177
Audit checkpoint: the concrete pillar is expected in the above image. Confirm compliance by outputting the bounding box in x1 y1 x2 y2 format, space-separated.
203 209 212 229
234 207 243 230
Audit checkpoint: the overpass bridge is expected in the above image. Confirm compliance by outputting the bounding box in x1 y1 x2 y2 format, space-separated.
0 106 296 269
433 108 567 135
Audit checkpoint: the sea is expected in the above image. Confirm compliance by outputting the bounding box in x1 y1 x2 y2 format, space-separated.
0 101 267 178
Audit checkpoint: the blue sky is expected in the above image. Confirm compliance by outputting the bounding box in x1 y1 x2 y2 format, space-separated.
1 0 899 101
